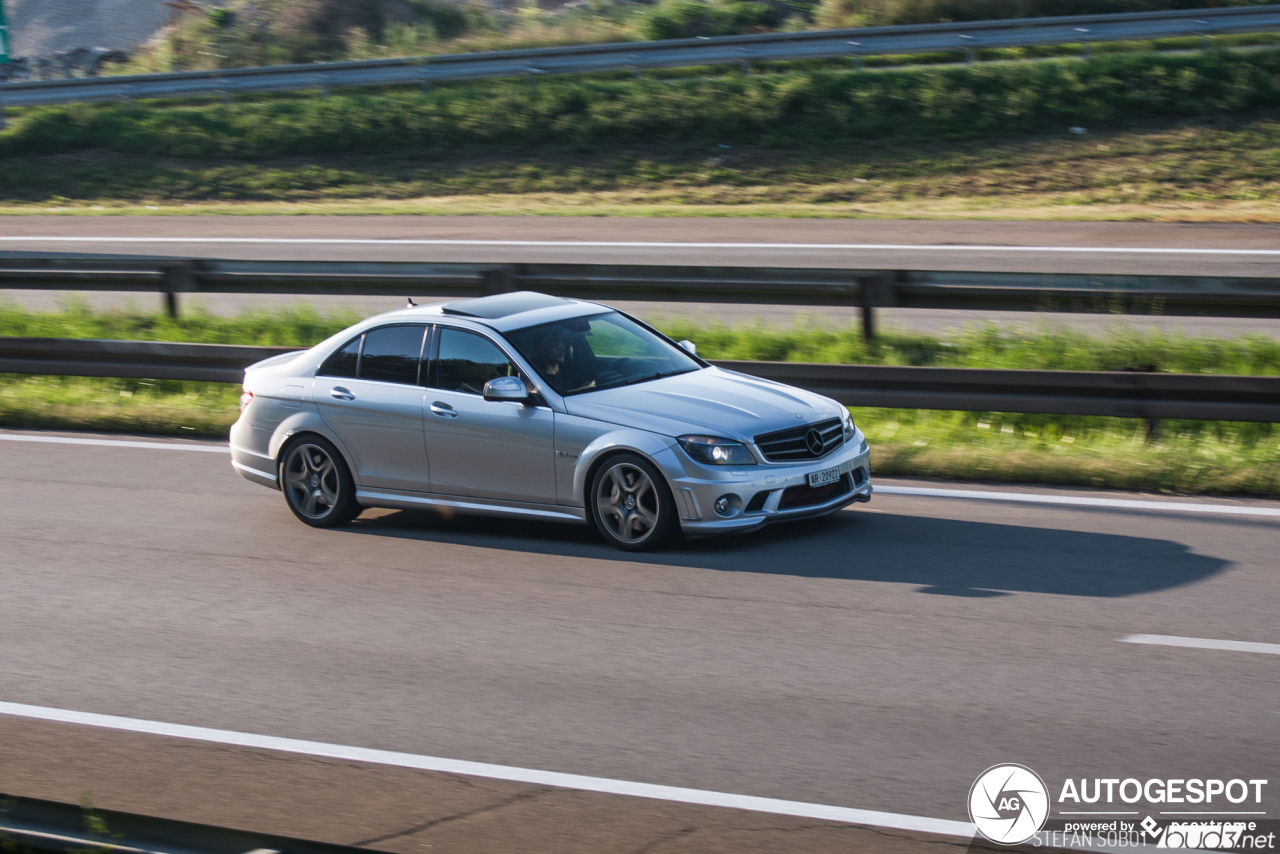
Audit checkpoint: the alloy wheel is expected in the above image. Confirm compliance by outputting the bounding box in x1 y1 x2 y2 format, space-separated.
596 462 660 544
283 443 341 520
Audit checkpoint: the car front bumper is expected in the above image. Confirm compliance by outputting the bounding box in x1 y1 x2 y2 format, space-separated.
663 439 872 536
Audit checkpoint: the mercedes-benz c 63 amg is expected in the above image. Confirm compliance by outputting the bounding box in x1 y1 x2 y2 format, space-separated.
231 291 872 550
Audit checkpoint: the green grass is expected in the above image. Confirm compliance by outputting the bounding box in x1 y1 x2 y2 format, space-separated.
0 374 242 436
0 301 362 346
11 111 1280 220
8 300 1279 373
10 51 1280 219
659 317 1280 373
859 408 1280 495
118 0 1280 75
2 303 1278 495
11 49 1280 160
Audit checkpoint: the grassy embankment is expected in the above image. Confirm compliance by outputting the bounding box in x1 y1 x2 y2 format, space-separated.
6 48 1280 218
122 0 1276 72
3 303 1278 495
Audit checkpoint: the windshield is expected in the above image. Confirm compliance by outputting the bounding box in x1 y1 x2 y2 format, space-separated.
505 312 701 396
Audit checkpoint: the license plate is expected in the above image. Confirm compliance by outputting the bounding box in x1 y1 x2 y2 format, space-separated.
808 466 840 488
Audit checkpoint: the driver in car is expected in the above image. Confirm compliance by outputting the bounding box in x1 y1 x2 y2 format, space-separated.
533 327 593 391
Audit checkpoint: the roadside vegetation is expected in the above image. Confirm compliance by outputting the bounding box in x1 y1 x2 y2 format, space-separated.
15 49 1280 157
8 46 1280 218
11 113 1280 220
3 302 1277 495
118 0 1278 73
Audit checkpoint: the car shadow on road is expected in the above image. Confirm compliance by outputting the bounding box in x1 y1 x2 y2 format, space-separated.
339 507 1228 598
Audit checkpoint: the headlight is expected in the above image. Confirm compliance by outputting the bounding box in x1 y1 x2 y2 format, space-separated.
841 408 856 442
677 435 755 466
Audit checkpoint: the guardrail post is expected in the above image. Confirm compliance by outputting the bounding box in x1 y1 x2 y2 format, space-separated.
858 273 896 341
481 265 517 296
848 41 863 69
161 261 195 319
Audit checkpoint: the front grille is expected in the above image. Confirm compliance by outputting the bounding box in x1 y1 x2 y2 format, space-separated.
754 417 844 463
778 474 852 510
744 491 770 513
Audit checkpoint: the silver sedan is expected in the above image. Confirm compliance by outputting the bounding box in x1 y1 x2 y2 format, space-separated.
230 291 872 550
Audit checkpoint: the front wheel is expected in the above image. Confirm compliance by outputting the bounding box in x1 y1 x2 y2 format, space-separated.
279 436 361 528
589 453 678 551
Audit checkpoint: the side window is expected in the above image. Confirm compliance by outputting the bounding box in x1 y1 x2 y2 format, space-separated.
360 325 427 386
435 328 517 395
319 334 361 379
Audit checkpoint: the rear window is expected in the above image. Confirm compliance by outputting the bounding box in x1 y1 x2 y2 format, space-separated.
360 325 427 386
318 335 361 379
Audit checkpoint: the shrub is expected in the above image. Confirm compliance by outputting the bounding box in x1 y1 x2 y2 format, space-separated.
9 49 1280 159
641 0 783 40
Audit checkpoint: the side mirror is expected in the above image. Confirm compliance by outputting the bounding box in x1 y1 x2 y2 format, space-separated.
678 340 698 356
483 376 531 403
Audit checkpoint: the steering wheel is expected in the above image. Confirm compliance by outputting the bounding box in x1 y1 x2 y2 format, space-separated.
604 357 633 375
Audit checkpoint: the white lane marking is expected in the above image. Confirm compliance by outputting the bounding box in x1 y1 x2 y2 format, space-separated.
0 434 229 453
1122 634 1280 655
0 700 975 839
2 237 1280 255
4 435 1276 520
875 485 1280 518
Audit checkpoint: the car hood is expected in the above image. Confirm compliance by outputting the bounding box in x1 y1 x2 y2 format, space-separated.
563 367 842 442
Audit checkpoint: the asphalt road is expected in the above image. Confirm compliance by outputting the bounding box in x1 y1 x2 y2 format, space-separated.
3 216 1280 335
0 430 1276 852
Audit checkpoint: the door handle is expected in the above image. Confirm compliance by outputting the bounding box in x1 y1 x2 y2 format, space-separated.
330 386 355 400
430 401 458 418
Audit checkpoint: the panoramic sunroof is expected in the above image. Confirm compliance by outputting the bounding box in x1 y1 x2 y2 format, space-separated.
440 291 573 319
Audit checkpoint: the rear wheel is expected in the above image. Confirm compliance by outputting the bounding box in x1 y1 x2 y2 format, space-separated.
279 436 361 528
590 453 678 551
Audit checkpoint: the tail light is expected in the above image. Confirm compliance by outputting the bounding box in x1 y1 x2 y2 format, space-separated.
239 389 253 412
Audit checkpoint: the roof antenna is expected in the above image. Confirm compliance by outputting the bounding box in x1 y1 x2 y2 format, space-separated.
406 298 417 307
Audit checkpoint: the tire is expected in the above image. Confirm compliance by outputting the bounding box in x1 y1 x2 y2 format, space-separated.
589 453 679 551
278 435 361 528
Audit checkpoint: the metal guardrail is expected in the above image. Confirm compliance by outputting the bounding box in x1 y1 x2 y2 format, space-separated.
4 256 1280 338
0 337 296 383
3 337 1276 421
2 5 1279 108
0 791 365 854
734 360 1280 422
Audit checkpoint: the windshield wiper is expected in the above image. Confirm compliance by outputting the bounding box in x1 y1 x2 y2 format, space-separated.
608 367 698 389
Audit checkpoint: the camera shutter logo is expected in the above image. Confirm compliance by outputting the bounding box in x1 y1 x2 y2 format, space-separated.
969 764 1050 845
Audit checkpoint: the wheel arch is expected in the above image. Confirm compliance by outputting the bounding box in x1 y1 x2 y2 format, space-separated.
574 429 682 509
268 413 355 472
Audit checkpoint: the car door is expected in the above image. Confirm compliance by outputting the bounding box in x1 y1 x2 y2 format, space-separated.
314 324 432 494
424 326 557 504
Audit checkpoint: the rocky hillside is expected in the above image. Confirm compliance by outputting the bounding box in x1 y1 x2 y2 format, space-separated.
8 0 177 56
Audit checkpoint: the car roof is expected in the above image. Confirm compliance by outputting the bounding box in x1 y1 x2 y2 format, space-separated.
440 291 572 319
381 292 610 334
